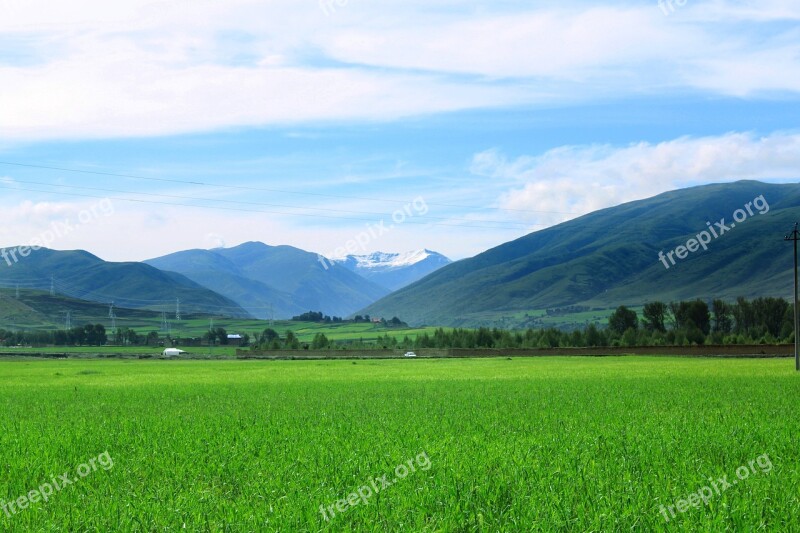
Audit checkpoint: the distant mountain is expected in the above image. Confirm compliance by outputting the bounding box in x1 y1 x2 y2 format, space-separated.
332 250 451 291
146 242 389 318
0 248 248 317
362 180 800 327
144 248 302 319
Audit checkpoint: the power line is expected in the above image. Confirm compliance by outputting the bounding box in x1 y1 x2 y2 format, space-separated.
5 177 534 228
0 160 580 216
0 183 541 231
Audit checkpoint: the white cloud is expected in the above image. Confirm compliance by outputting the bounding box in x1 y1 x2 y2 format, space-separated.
0 1 798 140
205 232 226 249
0 59 527 139
482 132 800 226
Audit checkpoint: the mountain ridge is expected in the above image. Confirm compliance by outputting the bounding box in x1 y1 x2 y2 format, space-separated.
0 247 249 317
145 242 390 318
361 180 800 327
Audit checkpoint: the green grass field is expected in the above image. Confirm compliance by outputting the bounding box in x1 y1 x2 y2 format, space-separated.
1 357 798 531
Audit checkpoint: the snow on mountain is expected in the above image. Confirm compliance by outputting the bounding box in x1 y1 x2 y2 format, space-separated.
333 250 452 291
347 249 438 270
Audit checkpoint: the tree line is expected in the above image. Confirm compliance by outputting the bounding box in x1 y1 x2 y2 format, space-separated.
0 324 109 347
0 297 793 349
291 311 408 327
253 297 795 351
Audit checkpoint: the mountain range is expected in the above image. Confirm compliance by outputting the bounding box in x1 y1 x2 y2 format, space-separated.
1 180 797 328
0 243 451 321
144 242 393 318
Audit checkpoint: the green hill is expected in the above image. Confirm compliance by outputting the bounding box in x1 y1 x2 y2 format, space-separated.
0 248 249 318
0 288 186 331
362 180 800 327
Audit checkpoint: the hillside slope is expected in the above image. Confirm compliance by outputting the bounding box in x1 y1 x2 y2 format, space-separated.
362 180 800 326
0 248 248 317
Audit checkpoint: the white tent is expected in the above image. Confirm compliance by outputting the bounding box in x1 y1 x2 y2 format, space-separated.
162 348 185 357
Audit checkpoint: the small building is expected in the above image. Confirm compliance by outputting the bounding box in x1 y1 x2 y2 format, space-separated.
227 334 244 346
162 348 185 357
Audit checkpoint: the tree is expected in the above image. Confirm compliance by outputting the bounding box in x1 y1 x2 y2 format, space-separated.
621 327 638 347
752 297 789 338
259 328 279 346
284 331 300 349
642 302 668 332
292 311 324 322
215 327 228 345
146 331 160 346
712 300 733 334
609 306 638 336
672 300 710 335
732 297 754 335
311 333 329 350
476 327 494 348
83 324 106 346
584 323 605 347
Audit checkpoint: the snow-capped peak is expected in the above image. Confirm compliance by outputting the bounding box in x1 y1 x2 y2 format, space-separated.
353 249 432 269
331 250 452 290
333 249 449 271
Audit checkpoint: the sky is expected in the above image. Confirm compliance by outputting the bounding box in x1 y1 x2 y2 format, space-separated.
0 0 799 263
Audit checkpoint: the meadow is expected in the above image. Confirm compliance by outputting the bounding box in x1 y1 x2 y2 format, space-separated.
0 356 797 531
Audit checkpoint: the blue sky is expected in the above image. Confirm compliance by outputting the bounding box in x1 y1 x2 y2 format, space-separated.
0 0 799 262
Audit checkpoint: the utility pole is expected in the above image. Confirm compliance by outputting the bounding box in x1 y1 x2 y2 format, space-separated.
50 275 55 297
176 298 181 321
785 223 800 371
